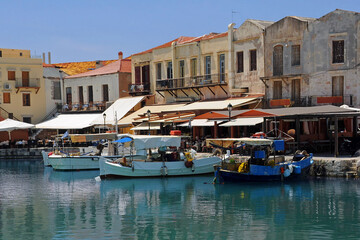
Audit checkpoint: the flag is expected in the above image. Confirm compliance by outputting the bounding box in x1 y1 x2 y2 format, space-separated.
61 131 69 139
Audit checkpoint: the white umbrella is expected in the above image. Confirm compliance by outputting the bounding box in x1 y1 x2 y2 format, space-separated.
0 118 34 141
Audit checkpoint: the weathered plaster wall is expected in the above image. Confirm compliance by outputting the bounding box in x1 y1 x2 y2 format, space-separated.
233 20 266 94
303 10 360 106
264 16 310 77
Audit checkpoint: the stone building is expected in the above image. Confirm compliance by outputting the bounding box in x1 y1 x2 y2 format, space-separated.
261 9 360 108
230 19 274 96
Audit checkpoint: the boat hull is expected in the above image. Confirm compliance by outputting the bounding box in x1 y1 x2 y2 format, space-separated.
48 155 101 170
42 151 51 167
217 155 313 183
99 156 222 178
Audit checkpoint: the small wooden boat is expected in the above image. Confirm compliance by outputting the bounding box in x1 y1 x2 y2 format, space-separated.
99 135 221 178
213 138 313 183
42 133 120 171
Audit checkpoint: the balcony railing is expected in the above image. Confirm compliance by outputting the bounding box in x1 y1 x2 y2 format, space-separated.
263 95 353 108
129 83 150 93
60 101 106 112
156 73 227 90
15 78 40 88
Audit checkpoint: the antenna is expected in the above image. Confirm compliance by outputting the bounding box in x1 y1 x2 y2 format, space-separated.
232 10 240 23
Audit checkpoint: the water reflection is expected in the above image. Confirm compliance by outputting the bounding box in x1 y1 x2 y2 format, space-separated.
1 161 360 239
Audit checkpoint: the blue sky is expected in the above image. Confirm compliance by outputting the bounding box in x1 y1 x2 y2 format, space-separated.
1 0 359 63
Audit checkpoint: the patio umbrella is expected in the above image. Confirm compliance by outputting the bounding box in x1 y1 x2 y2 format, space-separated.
0 118 34 141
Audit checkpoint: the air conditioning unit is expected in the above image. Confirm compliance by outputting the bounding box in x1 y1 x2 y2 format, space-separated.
3 83 11 90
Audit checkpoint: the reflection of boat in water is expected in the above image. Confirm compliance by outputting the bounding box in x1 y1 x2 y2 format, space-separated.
47 168 100 182
211 138 313 183
99 135 221 178
99 176 214 196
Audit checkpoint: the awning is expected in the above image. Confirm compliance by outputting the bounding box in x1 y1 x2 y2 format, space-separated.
178 119 223 127
130 122 161 131
35 114 101 129
0 118 34 131
69 133 118 142
131 135 181 149
92 96 145 125
220 117 263 127
118 103 186 126
175 98 258 111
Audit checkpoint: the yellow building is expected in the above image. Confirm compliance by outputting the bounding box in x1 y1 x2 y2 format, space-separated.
130 21 272 104
0 48 45 123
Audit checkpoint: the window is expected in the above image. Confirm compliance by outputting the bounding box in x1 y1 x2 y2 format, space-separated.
273 45 283 76
20 52 23 57
332 40 344 63
250 50 257 71
291 45 301 66
78 86 83 104
135 66 141 84
23 117 31 124
66 87 72 104
219 54 225 82
23 93 30 106
88 86 93 103
190 58 197 77
237 52 244 73
22 71 29 87
0 51 2 57
156 63 162 80
332 76 344 96
103 84 109 102
3 92 10 103
179 60 185 78
273 81 282 99
205 56 211 79
8 71 15 81
167 62 173 79
291 79 301 102
142 65 150 85
53 81 61 100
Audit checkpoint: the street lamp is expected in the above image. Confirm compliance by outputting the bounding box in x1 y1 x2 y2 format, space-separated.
227 103 233 122
146 109 151 135
103 113 106 133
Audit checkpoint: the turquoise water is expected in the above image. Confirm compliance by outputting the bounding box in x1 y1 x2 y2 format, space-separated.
1 160 360 239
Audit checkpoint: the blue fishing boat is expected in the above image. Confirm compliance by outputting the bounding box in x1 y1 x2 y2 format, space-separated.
213 138 313 183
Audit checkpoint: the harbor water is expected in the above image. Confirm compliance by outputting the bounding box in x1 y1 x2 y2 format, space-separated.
1 159 360 239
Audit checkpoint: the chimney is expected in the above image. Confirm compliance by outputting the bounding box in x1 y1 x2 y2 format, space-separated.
48 52 51 64
118 51 123 60
42 53 46 63
95 60 103 69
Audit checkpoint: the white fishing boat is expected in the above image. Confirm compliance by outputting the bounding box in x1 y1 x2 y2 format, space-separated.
42 133 120 171
99 135 222 178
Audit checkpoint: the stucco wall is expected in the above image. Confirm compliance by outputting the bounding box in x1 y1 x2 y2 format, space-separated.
64 73 119 104
0 56 45 123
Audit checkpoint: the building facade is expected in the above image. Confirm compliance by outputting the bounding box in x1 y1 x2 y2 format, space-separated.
0 48 46 123
130 20 275 104
63 52 131 111
262 9 360 108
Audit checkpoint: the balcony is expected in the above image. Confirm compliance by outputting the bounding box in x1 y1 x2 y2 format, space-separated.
60 101 106 112
129 83 150 95
15 78 41 93
263 95 353 108
156 73 227 91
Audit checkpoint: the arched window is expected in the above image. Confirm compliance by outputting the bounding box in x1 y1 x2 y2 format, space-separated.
273 45 283 76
